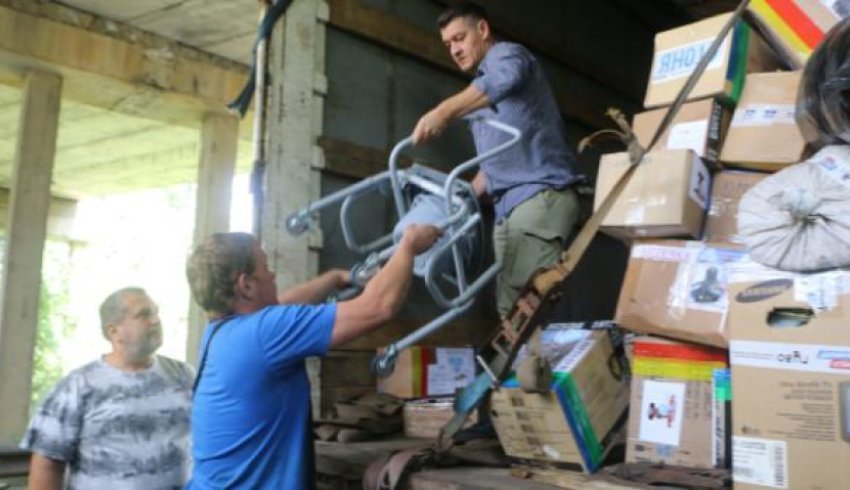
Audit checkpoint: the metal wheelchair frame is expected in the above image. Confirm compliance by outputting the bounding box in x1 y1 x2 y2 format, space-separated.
286 119 520 375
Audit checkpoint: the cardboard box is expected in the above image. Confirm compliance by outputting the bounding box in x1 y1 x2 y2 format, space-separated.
594 150 710 240
490 328 630 472
644 13 779 108
633 98 731 166
615 240 746 347
748 0 847 68
728 263 850 490
704 170 768 246
403 398 477 439
720 71 806 171
626 337 729 469
377 347 474 399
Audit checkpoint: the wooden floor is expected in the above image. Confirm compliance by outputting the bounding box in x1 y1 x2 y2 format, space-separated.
409 467 647 489
315 437 645 490
410 467 578 489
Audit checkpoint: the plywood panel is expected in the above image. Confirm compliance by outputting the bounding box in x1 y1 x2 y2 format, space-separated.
324 28 390 150
470 0 652 102
383 0 441 33
391 52 473 173
318 172 391 272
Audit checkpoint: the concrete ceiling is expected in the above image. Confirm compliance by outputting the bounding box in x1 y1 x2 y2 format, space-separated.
0 82 256 198
59 0 258 65
0 0 255 200
0 0 736 200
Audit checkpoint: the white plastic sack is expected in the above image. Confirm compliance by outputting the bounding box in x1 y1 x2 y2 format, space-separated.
737 145 850 271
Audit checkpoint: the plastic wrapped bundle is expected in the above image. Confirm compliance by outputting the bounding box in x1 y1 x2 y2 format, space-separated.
738 145 850 271
392 193 479 278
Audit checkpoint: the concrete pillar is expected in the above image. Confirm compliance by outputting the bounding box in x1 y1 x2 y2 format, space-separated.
186 113 239 366
0 70 62 445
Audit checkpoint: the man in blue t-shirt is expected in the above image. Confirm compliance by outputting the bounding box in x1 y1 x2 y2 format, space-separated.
412 3 583 318
185 225 440 489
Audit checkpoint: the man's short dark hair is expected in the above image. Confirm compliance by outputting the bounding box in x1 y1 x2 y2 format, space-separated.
437 2 489 30
186 232 257 318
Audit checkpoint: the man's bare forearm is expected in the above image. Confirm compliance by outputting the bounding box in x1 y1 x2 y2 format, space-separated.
365 243 416 319
278 269 348 305
330 242 416 346
28 454 65 490
331 225 441 347
412 85 491 145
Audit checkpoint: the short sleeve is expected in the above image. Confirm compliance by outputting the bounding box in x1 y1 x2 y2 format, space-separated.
20 374 85 461
158 356 196 391
254 304 336 374
471 43 532 105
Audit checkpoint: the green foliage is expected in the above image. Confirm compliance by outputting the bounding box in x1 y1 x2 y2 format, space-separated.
30 242 72 410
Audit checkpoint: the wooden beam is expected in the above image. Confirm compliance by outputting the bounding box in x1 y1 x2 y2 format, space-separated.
0 1 254 140
318 136 414 180
0 70 61 445
334 313 494 351
327 0 610 128
186 113 239 366
329 0 455 71
319 136 390 179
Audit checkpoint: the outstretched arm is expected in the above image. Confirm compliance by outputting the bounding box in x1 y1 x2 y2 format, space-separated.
278 269 350 305
412 84 490 145
331 225 442 347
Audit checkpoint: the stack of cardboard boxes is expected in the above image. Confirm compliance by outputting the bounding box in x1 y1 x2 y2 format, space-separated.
377 346 478 438
595 7 850 489
386 7 850 488
489 323 630 473
748 0 848 68
727 262 850 489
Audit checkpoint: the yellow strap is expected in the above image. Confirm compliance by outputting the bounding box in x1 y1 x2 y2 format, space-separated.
633 357 727 382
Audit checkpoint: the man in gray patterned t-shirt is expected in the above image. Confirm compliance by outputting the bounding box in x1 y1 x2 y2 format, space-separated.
21 287 194 490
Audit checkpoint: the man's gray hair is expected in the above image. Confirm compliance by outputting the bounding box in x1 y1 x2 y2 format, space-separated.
99 287 147 339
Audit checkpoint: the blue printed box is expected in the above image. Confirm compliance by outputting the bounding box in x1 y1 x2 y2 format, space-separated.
489 326 630 473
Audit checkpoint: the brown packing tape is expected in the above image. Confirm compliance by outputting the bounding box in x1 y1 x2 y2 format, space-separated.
644 12 782 108
632 98 732 167
720 71 806 169
704 170 768 246
594 150 709 240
